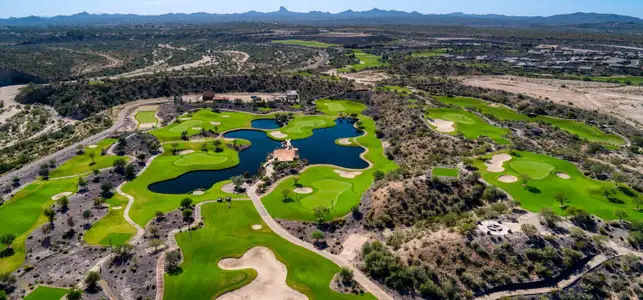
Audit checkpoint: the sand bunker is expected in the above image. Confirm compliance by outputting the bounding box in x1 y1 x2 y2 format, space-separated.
217 247 307 300
270 131 288 139
210 122 221 126
111 206 123 210
191 127 202 130
489 103 501 107
293 187 313 194
87 145 98 149
222 115 231 118
334 169 362 179
556 172 571 179
428 119 455 133
222 183 237 194
138 123 156 130
252 225 262 230
485 154 512 173
51 192 73 201
337 138 351 145
498 175 518 183
178 150 195 155
178 117 191 121
192 190 205 196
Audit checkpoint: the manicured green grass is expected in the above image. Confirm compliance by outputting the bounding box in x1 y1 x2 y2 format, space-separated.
277 116 336 140
271 40 338 48
262 100 398 221
84 194 136 246
136 111 158 125
0 178 77 273
434 96 626 146
315 99 367 116
338 50 386 73
25 286 70 300
151 110 257 142
475 151 642 221
50 139 126 178
122 141 243 227
426 108 510 144
164 201 375 300
432 167 459 178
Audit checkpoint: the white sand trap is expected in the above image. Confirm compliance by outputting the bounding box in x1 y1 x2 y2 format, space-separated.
87 145 98 149
51 192 72 201
293 187 313 194
334 169 362 179
270 131 288 138
178 117 191 121
191 127 202 130
192 190 205 196
217 247 307 300
498 175 518 183
111 206 123 210
222 115 231 118
138 123 156 130
556 172 571 179
338 234 369 262
337 138 351 145
222 183 237 194
485 154 512 173
489 103 501 107
428 119 455 133
179 150 195 155
252 225 262 230
210 122 221 126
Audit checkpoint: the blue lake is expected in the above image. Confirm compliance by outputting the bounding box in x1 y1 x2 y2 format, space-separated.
148 118 367 194
251 119 280 129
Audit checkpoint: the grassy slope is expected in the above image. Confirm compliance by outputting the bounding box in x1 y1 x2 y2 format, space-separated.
0 178 78 273
84 193 136 246
277 116 336 140
50 139 126 178
426 108 511 144
262 100 398 221
151 110 258 142
271 40 338 48
476 151 642 221
24 286 70 300
164 202 376 300
136 111 158 124
338 50 386 73
435 96 625 145
432 167 459 177
122 141 242 227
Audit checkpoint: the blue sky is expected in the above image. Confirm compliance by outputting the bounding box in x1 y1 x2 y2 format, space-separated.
3 0 643 19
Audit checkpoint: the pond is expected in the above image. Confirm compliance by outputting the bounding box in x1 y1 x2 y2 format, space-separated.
251 119 281 130
148 118 367 194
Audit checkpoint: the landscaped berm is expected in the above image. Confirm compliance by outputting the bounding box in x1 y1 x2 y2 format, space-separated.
164 202 376 300
476 151 642 221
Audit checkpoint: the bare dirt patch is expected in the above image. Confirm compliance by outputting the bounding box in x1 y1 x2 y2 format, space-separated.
293 187 313 194
498 175 518 183
217 247 307 300
270 131 288 138
51 192 73 201
334 169 362 179
221 183 237 194
333 70 389 86
556 172 571 179
338 233 370 262
427 119 455 133
485 154 512 173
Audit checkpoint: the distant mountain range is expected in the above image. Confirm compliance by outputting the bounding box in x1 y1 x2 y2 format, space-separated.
1 7 642 27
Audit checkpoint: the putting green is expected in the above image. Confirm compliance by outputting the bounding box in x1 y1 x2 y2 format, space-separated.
476 151 642 221
301 179 352 209
25 286 70 300
170 120 203 133
174 153 230 167
315 99 367 116
277 116 335 140
426 108 510 144
324 102 347 112
441 113 477 124
164 201 375 300
136 111 158 124
510 160 555 180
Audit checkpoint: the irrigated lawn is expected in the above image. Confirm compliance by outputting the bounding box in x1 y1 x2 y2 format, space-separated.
432 167 459 178
435 96 625 146
122 141 243 227
315 99 367 116
136 111 158 125
271 40 338 48
84 194 136 246
25 286 70 300
262 100 398 221
476 151 642 221
426 108 510 144
0 178 77 273
151 110 257 142
50 139 125 178
277 116 336 140
164 201 376 300
338 50 386 73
